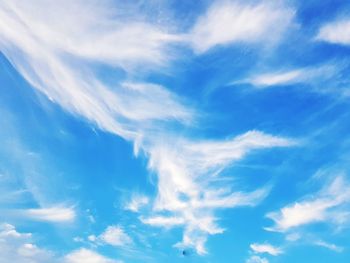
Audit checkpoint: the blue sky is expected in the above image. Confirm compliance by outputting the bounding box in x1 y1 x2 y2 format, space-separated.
0 0 350 262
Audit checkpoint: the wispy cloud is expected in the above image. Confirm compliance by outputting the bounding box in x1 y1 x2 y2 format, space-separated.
266 175 350 232
148 131 293 212
0 0 192 142
0 0 296 255
246 255 269 263
18 206 76 223
238 65 339 89
250 243 283 256
314 240 344 253
0 1 179 68
140 216 185 228
247 70 304 87
316 18 350 46
141 131 294 253
188 1 295 53
64 248 122 263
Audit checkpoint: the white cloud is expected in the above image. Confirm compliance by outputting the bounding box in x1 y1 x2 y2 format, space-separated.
250 243 282 256
0 223 123 262
314 240 344 253
0 223 55 263
19 206 76 223
247 70 304 87
124 194 149 213
0 0 178 68
0 0 297 255
246 255 269 263
266 175 350 232
317 18 350 45
88 235 97 242
0 0 192 142
267 200 332 231
140 216 185 228
285 232 301 241
241 65 338 88
188 1 295 53
141 131 294 253
87 226 132 248
98 226 132 247
174 228 208 255
64 248 121 263
0 223 31 239
148 131 293 213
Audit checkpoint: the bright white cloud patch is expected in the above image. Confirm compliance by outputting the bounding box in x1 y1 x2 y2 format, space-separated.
98 226 132 247
64 248 121 263
250 243 282 256
317 18 350 45
18 206 76 223
86 225 132 248
266 175 350 232
188 1 295 53
141 216 185 228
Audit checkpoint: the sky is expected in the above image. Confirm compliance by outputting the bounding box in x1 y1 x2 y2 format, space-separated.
0 0 350 262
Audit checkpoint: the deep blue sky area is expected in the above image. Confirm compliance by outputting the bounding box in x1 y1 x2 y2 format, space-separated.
1 1 350 263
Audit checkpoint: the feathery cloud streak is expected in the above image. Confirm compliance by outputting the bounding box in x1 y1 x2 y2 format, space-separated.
237 64 340 89
266 175 350 232
19 206 76 223
188 1 295 53
0 0 296 254
250 243 283 256
314 240 344 253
